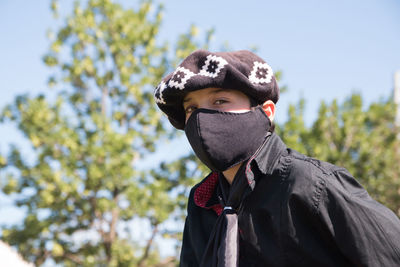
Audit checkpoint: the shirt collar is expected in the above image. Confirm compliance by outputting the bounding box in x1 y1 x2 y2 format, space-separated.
244 132 288 189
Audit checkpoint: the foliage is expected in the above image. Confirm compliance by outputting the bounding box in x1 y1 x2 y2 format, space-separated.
278 94 400 215
0 0 210 266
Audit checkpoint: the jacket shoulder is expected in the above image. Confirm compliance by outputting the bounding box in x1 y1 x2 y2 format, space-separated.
282 150 400 265
289 149 367 195
284 149 369 213
288 148 342 175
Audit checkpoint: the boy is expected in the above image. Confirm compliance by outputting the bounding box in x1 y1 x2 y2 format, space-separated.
154 50 400 266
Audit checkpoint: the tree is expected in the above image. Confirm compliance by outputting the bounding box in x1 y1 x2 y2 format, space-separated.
278 94 400 216
0 0 211 266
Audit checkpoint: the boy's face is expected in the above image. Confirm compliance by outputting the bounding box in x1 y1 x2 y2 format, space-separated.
183 87 251 123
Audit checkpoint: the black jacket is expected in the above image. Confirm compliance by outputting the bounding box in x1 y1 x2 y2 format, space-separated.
180 133 400 267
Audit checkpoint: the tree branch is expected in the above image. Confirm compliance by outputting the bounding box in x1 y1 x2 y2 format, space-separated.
63 252 83 265
137 223 159 267
101 86 108 116
104 188 120 262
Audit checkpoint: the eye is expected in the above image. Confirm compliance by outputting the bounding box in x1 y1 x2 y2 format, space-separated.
214 99 228 105
184 105 196 114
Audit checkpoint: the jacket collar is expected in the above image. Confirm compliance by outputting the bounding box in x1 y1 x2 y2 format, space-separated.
193 172 223 215
253 132 288 176
244 132 287 190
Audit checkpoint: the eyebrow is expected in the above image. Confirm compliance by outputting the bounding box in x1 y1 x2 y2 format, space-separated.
183 97 191 103
183 88 231 103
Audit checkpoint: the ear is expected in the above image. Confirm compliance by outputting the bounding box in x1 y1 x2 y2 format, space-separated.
262 100 275 122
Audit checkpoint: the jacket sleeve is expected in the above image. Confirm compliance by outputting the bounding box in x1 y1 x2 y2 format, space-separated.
180 217 198 267
179 188 199 267
318 168 400 266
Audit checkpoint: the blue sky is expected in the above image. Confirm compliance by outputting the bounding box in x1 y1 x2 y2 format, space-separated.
1 0 399 124
0 0 399 257
1 0 399 161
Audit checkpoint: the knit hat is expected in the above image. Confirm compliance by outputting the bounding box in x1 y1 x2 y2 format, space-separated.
154 49 279 129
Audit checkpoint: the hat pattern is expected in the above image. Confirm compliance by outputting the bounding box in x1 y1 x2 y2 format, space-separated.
168 67 196 90
199 55 228 78
155 55 230 105
154 81 167 104
154 54 274 105
249 61 273 85
154 50 279 129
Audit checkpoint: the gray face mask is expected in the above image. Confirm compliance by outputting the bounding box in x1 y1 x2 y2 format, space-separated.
184 106 271 172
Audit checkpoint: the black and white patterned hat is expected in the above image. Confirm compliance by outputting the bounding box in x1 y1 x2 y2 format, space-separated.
154 49 279 129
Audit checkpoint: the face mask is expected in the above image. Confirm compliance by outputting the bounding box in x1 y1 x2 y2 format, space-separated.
184 106 271 172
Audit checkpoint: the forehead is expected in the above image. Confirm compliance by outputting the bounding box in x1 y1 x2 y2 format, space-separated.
183 87 249 103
